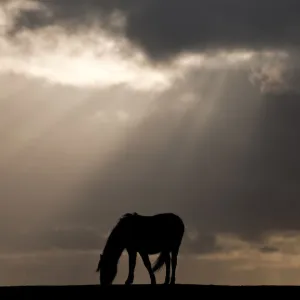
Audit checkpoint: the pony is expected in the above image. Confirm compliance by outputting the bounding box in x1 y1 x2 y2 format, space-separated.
96 212 185 285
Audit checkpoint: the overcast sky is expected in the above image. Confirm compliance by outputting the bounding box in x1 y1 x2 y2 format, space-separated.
1 0 300 286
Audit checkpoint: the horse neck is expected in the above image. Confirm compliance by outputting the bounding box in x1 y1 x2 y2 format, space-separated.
102 223 126 264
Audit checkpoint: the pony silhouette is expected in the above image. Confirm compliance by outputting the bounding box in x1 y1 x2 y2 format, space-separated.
96 212 185 285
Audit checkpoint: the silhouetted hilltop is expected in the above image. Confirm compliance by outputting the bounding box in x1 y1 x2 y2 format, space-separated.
0 284 298 297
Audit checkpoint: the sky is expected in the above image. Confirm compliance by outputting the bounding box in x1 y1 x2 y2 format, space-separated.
1 0 300 286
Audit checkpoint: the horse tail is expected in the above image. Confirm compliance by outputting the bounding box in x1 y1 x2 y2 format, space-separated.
152 252 168 273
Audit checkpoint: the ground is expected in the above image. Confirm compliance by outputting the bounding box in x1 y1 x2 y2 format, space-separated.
0 284 297 297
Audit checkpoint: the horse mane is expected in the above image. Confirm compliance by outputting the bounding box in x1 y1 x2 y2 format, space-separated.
112 212 138 228
119 212 138 221
102 212 138 256
111 212 138 231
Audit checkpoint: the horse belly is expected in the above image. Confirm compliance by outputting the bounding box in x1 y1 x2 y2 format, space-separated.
133 235 173 254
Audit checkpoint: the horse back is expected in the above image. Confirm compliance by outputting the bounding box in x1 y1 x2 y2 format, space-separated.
126 213 185 250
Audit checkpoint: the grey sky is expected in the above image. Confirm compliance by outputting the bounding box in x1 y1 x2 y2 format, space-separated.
1 0 300 286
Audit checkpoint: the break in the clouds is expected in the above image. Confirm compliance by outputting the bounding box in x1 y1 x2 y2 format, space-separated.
0 1 172 91
1 0 300 94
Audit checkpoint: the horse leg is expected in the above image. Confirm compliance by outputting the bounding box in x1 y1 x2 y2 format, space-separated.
164 252 170 285
125 249 136 285
170 248 179 285
140 252 156 285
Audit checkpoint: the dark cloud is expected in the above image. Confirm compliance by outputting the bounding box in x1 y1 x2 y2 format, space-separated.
13 0 300 61
259 246 279 253
183 234 221 255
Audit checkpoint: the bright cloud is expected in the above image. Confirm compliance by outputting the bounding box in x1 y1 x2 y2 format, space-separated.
1 1 291 94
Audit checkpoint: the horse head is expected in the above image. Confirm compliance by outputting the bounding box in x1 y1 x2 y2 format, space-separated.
96 253 118 285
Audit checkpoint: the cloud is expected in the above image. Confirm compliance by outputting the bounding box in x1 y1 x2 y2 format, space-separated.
12 0 300 62
0 1 173 91
259 246 279 253
2 1 300 95
249 51 300 94
198 232 300 273
0 26 171 91
183 233 222 255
